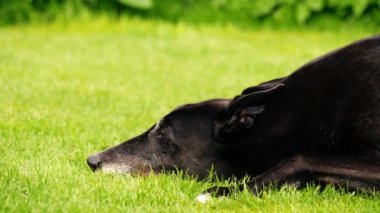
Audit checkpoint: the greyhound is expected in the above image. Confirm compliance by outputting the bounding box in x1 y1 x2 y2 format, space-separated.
87 35 380 195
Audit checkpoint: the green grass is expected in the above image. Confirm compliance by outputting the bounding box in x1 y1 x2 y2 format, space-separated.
0 19 379 212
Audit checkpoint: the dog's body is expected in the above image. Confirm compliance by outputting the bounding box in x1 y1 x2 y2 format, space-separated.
214 35 380 175
88 35 380 194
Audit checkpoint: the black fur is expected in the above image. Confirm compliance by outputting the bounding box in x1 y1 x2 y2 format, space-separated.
88 35 380 195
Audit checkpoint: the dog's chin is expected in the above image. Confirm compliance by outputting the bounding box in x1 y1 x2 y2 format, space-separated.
100 164 133 174
97 163 157 176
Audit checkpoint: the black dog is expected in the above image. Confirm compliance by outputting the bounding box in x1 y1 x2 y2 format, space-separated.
87 35 380 195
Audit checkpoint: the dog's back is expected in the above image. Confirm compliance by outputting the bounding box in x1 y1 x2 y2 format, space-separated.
282 35 380 157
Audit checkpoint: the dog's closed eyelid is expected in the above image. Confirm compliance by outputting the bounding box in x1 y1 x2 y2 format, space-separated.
157 132 166 139
156 128 175 141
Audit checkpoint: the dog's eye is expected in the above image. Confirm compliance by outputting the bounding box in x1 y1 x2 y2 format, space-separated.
157 132 169 140
157 133 165 139
157 132 177 154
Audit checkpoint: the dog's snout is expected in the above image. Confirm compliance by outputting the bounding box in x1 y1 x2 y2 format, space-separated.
87 155 102 171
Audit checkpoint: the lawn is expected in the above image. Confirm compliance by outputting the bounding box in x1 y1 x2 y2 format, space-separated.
0 19 379 212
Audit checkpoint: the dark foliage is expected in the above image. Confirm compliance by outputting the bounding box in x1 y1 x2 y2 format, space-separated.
0 0 379 26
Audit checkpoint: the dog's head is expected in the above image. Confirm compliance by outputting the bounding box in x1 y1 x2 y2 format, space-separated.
87 99 233 178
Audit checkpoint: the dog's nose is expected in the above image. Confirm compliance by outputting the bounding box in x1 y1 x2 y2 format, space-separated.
87 155 102 171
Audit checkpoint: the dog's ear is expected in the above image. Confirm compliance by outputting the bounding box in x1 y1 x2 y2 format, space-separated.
241 77 286 95
213 83 284 143
213 105 265 143
228 83 284 113
233 105 265 129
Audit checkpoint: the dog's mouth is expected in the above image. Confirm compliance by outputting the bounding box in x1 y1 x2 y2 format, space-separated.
88 158 179 176
87 154 151 173
99 163 146 174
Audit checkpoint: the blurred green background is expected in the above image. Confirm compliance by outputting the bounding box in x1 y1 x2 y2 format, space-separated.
1 1 380 212
1 0 379 28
